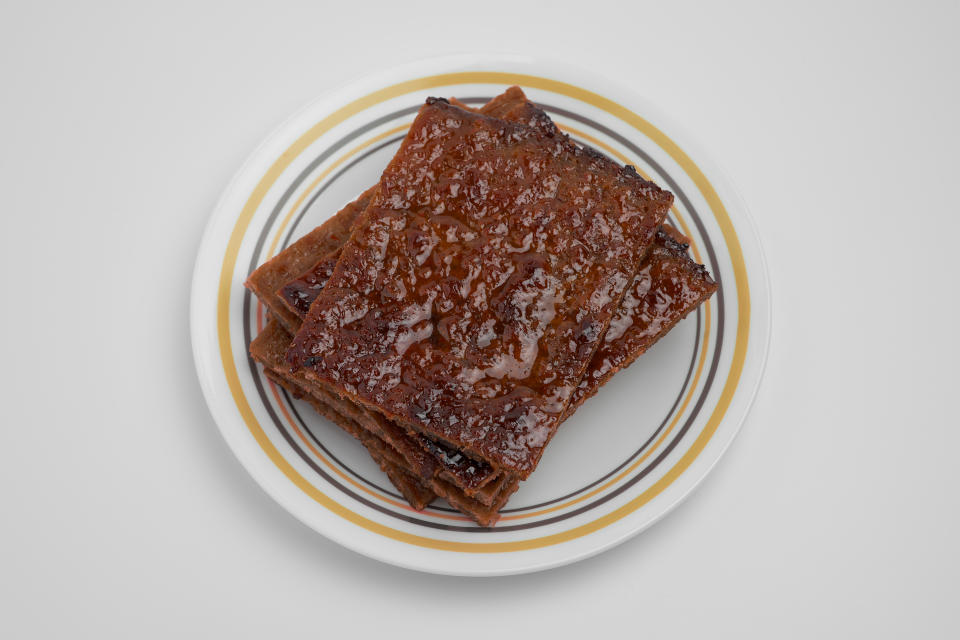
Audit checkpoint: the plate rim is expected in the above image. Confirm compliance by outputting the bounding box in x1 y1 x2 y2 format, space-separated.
190 53 771 576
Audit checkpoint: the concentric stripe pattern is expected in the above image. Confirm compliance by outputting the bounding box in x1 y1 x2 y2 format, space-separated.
215 72 750 553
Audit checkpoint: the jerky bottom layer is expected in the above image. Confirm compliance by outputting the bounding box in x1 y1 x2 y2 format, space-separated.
252 320 517 526
264 368 436 510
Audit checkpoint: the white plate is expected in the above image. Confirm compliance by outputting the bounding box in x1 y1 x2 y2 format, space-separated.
190 54 770 576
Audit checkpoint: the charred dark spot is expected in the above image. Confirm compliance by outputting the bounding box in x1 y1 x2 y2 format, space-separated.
411 404 429 420
578 320 599 342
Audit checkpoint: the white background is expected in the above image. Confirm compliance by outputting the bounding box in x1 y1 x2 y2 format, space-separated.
1 1 957 637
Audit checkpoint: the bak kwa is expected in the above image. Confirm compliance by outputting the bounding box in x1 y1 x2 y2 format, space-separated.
252 320 518 526
287 97 673 477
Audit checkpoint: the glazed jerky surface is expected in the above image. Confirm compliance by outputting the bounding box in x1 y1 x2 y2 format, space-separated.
288 99 672 476
564 228 718 416
280 247 500 492
284 230 717 428
280 249 342 317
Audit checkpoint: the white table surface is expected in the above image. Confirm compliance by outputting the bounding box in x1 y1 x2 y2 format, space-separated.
2 1 958 637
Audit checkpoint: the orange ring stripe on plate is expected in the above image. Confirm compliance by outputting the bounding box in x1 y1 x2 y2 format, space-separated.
216 71 750 553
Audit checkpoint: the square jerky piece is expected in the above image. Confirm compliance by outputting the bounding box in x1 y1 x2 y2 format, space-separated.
253 317 515 505
253 319 518 525
288 96 673 478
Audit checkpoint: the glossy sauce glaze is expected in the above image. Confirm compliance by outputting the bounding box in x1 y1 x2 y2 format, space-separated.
564 228 718 416
287 97 672 477
414 434 497 491
281 225 718 428
280 247 501 492
280 249 341 317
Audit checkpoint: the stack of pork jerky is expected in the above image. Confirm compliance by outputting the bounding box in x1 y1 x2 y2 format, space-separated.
246 87 717 526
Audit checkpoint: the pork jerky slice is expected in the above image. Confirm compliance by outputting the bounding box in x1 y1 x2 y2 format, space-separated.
266 368 517 525
260 369 436 511
266 367 517 524
253 195 504 496
281 248 500 493
252 318 516 513
252 319 441 483
258 328 517 524
562 227 717 417
288 98 672 477
244 186 375 333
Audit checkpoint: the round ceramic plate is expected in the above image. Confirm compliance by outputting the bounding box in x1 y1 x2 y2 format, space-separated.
191 54 770 576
